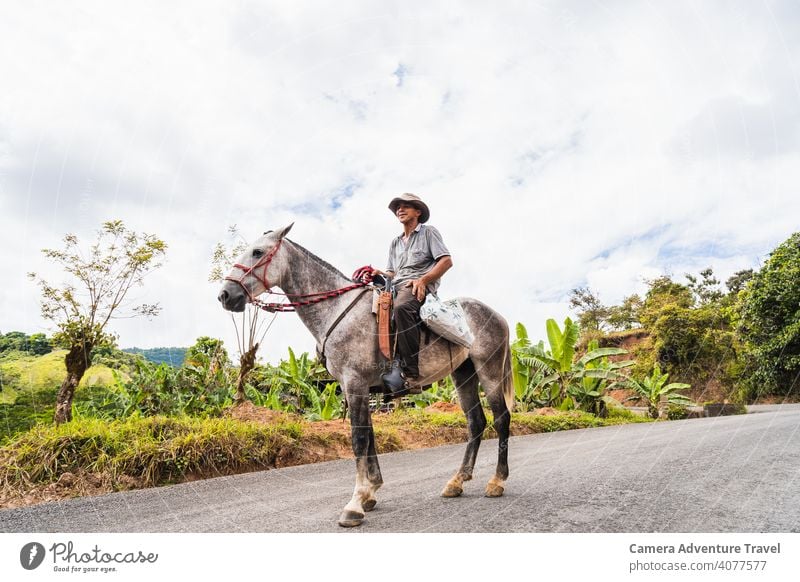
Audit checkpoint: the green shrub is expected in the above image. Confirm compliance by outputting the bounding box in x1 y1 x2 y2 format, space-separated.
605 406 649 422
511 412 603 432
665 404 689 420
737 232 800 397
0 386 56 444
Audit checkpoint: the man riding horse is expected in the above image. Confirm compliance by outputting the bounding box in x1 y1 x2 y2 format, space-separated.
372 194 453 397
218 207 513 527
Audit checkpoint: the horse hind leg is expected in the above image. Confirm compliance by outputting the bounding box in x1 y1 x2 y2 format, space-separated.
442 358 486 498
484 401 510 498
474 347 512 498
339 389 383 527
478 361 511 497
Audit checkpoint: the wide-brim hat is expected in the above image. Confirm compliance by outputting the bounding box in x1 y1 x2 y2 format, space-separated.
388 193 430 223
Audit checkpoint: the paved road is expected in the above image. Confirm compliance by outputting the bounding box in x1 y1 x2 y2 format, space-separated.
2 408 800 533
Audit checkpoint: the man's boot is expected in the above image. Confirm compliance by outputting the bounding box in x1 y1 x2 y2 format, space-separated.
381 358 410 398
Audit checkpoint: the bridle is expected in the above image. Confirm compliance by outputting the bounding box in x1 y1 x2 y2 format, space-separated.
224 238 373 313
225 238 286 304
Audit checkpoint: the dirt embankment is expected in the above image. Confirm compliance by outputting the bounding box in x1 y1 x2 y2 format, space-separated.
226 401 475 463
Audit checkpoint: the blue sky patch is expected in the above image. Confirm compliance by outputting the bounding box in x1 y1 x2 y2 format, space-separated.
393 63 409 87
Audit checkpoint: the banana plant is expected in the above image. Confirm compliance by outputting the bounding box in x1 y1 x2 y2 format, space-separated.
517 318 630 410
567 340 633 416
271 348 320 411
511 322 532 400
624 364 692 419
408 376 457 408
318 382 342 420
510 323 548 411
266 348 344 418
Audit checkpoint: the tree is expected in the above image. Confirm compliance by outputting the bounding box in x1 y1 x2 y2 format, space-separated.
686 267 724 305
737 233 800 395
607 294 643 331
28 220 166 424
726 269 754 295
638 276 694 329
569 287 610 332
184 336 230 370
27 333 53 355
639 274 736 388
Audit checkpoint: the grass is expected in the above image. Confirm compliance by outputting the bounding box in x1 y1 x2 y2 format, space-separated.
509 408 648 434
379 405 651 437
380 408 467 429
0 415 304 491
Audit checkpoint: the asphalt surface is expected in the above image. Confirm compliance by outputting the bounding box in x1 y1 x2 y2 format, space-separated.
2 407 800 533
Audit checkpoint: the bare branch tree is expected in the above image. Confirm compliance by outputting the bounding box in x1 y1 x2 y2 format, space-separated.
28 220 167 424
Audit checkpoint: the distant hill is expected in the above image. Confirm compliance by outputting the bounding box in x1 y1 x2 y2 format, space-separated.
122 347 187 367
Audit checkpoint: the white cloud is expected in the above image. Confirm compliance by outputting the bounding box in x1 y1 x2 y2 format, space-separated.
1 0 798 360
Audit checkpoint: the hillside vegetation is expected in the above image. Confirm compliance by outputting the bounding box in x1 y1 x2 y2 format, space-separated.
1 351 122 442
122 347 187 367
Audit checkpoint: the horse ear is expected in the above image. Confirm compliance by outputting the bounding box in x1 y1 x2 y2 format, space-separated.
274 223 294 240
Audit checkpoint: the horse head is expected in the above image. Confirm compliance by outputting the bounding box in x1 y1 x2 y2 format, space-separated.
217 223 294 312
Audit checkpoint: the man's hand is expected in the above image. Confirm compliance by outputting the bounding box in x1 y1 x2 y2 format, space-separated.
403 256 452 302
406 279 427 302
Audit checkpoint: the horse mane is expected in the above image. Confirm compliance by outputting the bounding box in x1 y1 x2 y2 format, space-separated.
284 237 352 281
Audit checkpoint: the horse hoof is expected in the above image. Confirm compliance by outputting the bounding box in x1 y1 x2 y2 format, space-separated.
362 499 377 512
338 510 365 527
485 483 504 498
441 484 463 498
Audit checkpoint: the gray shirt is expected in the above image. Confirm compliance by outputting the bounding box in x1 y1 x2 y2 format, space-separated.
386 224 451 294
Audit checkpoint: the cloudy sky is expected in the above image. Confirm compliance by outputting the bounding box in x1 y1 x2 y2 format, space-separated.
1 0 798 363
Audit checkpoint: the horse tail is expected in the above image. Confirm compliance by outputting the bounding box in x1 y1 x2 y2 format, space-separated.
502 332 515 413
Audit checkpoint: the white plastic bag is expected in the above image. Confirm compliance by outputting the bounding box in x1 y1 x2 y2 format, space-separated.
419 294 475 348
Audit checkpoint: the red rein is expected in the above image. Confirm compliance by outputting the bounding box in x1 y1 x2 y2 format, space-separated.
224 239 374 313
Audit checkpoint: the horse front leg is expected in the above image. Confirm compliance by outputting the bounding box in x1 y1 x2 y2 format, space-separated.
339 388 383 527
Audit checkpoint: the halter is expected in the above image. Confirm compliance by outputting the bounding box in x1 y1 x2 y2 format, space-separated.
224 238 286 303
224 238 374 313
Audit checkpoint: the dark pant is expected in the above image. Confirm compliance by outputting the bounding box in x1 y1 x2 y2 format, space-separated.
393 285 422 377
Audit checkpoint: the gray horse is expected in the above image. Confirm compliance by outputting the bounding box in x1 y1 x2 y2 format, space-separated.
217 224 514 528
